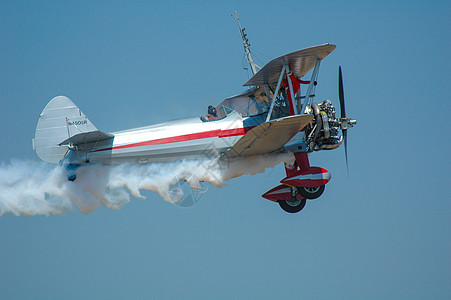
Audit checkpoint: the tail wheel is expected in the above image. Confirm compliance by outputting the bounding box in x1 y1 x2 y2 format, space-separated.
297 185 325 199
278 191 306 213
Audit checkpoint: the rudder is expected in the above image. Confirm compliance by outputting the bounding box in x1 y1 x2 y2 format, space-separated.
33 96 98 164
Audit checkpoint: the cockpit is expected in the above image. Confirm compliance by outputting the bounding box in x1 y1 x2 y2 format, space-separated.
201 86 272 122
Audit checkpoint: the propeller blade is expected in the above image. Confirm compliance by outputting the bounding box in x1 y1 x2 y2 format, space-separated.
343 129 349 177
339 66 349 177
338 66 346 118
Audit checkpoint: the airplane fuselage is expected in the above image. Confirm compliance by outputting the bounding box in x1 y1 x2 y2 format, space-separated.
65 111 269 165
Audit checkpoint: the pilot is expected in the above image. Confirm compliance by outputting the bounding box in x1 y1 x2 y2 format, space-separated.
206 105 218 121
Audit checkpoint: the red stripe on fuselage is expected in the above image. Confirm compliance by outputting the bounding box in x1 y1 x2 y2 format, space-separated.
93 127 247 152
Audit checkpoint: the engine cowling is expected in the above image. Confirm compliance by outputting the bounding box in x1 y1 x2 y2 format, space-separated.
305 100 343 151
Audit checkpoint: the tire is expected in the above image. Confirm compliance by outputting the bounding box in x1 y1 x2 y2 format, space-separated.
67 174 77 181
278 197 307 213
297 185 325 199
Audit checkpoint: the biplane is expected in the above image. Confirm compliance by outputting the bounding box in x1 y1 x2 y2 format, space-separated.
32 12 355 213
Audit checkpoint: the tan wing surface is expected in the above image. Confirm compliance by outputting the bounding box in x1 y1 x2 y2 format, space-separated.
244 44 336 87
222 115 313 158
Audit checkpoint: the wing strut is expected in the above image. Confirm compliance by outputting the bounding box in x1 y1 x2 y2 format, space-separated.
265 65 288 122
299 59 321 114
265 63 308 121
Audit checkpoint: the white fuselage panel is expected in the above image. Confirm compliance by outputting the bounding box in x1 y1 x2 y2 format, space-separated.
84 112 246 164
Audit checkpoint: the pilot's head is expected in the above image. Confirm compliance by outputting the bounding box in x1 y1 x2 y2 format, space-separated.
208 105 217 117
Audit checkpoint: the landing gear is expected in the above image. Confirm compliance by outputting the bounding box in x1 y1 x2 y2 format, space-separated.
64 163 80 182
297 185 325 199
278 198 306 213
67 174 77 181
277 188 306 213
262 152 331 213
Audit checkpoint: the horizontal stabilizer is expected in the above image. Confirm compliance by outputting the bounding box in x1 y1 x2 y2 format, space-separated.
59 131 114 146
222 114 313 158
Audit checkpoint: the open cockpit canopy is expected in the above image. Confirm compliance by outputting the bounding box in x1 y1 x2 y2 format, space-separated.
215 86 271 119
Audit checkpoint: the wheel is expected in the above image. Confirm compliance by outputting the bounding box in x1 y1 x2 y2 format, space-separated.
278 195 307 213
65 164 79 182
297 185 325 199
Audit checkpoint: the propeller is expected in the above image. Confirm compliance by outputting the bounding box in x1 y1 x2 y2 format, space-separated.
338 66 352 176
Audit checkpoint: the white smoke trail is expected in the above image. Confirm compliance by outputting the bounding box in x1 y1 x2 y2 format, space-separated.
0 152 294 216
0 160 72 216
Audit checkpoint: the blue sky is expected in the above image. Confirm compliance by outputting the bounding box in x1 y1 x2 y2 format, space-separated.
0 1 450 299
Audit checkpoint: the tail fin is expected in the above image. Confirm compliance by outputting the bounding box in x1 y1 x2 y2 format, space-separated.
33 96 98 164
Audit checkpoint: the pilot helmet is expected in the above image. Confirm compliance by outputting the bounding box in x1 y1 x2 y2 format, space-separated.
208 105 217 116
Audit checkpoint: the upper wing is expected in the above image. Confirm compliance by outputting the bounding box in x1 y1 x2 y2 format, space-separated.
222 114 313 158
243 44 336 87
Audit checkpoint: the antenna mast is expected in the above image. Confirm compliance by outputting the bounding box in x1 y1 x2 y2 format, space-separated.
234 11 259 75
